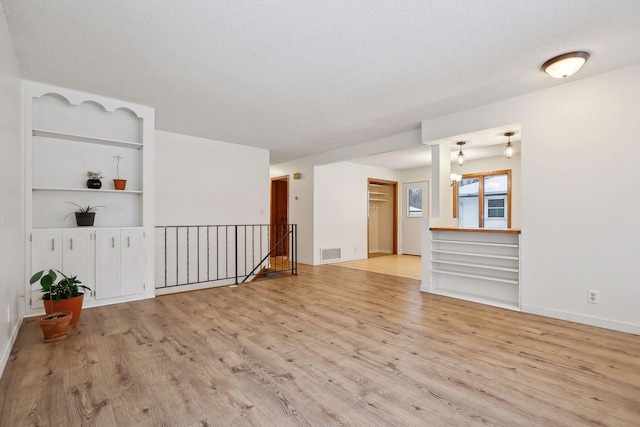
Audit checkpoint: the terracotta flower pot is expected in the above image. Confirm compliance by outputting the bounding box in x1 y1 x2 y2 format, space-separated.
43 293 85 325
38 312 72 343
113 179 127 190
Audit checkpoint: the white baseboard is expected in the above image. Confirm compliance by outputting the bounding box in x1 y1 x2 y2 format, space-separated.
420 288 639 336
522 305 640 336
0 316 23 378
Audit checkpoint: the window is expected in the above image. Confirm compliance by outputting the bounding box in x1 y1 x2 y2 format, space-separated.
454 170 511 228
407 187 423 217
487 198 505 218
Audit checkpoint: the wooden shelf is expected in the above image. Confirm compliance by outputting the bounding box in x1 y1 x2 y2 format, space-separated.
32 129 143 150
430 227 521 234
33 187 142 194
369 198 389 202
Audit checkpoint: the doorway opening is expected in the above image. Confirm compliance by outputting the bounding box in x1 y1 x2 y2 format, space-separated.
367 178 398 258
270 175 289 256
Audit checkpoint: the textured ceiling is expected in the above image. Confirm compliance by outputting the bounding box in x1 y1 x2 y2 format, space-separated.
352 125 522 170
3 1 640 164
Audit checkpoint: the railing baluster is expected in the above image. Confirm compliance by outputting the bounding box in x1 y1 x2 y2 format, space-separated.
155 223 297 288
176 227 179 287
187 227 190 284
164 227 167 287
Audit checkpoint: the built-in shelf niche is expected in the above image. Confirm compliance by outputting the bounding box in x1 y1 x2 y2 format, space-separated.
29 90 145 229
430 230 521 311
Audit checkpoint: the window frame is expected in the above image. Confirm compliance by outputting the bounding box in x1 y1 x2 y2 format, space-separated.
453 169 512 228
406 186 423 218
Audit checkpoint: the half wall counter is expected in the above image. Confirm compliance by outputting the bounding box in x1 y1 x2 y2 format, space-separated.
428 227 521 310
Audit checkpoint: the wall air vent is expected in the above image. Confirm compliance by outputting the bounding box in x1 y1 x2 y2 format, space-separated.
321 247 341 261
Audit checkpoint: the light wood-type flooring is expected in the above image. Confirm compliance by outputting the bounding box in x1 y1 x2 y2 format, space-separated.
2 264 639 426
334 254 421 281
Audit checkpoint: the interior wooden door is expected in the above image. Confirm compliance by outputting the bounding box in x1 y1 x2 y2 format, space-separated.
270 176 289 256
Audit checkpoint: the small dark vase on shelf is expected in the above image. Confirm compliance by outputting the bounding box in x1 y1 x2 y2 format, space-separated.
86 179 102 189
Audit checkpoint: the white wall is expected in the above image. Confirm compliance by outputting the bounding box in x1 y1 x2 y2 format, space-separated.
154 131 269 291
421 64 640 334
0 6 24 376
314 161 398 264
155 130 269 225
398 166 431 184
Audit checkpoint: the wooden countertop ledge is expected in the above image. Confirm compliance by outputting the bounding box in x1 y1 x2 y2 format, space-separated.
430 227 521 234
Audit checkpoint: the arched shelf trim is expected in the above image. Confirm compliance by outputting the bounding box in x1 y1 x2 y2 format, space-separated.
29 83 147 119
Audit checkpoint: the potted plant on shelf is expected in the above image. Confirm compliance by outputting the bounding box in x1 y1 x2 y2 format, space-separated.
65 202 104 227
113 155 126 190
30 269 92 326
86 171 103 189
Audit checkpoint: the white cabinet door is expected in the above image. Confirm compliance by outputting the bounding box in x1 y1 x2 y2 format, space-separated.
32 230 63 272
95 230 121 299
31 230 63 307
62 230 95 300
121 230 145 296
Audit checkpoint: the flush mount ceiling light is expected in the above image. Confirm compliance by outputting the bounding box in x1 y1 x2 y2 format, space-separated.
503 131 515 159
541 51 590 78
456 141 466 166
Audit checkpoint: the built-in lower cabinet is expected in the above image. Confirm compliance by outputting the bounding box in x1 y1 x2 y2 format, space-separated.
95 229 144 299
31 228 145 310
121 230 145 296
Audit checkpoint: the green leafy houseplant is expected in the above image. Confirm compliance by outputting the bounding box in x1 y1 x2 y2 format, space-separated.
64 202 105 227
30 269 92 303
64 202 104 217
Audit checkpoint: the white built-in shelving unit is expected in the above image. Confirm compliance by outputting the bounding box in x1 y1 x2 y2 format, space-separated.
429 229 521 310
24 81 155 315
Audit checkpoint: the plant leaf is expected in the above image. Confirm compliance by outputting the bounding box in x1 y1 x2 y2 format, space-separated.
30 270 43 284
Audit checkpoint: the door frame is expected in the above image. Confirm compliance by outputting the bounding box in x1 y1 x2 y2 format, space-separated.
270 175 289 256
367 178 398 258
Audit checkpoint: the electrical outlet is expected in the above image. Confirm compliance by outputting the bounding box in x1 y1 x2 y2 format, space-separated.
587 290 600 304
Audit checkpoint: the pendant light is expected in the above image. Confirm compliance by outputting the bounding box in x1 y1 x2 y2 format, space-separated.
541 51 590 78
456 141 466 166
503 132 515 159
